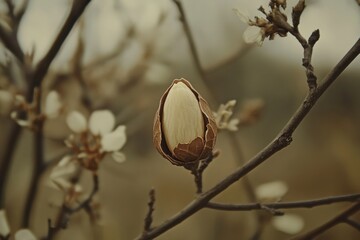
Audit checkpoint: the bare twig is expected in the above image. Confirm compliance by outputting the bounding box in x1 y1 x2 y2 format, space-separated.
206 193 360 211
0 24 24 62
172 0 206 81
29 0 91 91
344 218 360 231
136 38 360 240
0 122 22 208
143 189 156 233
291 203 360 240
21 0 92 228
191 154 214 194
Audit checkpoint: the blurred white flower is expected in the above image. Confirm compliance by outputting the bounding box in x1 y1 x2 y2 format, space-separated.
44 91 62 118
0 90 14 115
255 180 288 201
101 125 127 152
89 110 115 136
213 100 239 131
272 214 305 235
66 111 87 133
14 229 37 240
233 8 264 46
11 90 62 129
64 109 127 170
0 209 10 237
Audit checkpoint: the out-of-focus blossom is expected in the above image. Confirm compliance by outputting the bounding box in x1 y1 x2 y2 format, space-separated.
233 8 264 46
63 109 127 171
272 214 305 234
44 91 62 118
255 180 288 201
213 100 239 132
49 157 79 192
0 90 14 115
238 99 264 126
66 111 87 133
0 209 10 237
14 229 37 240
11 90 62 129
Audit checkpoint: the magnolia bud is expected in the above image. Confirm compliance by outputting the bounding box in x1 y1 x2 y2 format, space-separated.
153 78 217 166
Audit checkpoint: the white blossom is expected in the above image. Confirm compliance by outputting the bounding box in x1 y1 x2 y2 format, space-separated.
233 8 264 46
64 109 127 169
272 214 304 234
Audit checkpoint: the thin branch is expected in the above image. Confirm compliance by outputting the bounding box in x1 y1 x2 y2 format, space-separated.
291 203 360 240
136 38 360 240
22 101 45 227
172 0 206 81
344 218 360 232
206 193 360 211
0 24 24 61
191 154 214 194
143 189 156 233
30 0 91 91
0 122 21 208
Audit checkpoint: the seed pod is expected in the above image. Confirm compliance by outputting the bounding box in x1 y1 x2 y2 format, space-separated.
153 78 217 167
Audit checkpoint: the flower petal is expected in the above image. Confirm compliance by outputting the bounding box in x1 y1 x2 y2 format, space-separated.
101 125 126 152
44 91 62 118
0 209 10 237
14 229 37 240
66 111 87 133
243 26 263 45
89 110 115 136
272 214 304 235
111 151 126 163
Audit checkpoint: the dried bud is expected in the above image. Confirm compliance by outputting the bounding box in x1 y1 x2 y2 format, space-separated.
153 79 217 166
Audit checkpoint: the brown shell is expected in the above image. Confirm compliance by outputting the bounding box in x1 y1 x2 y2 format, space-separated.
153 78 217 166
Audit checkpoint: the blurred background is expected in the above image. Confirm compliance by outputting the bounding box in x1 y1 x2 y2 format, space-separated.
0 0 360 239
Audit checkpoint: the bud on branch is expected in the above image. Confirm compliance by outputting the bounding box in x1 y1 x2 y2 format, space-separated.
153 79 217 167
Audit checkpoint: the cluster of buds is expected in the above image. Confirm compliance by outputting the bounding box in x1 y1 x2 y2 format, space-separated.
61 110 126 171
10 89 62 130
153 79 217 168
234 0 300 45
213 100 240 131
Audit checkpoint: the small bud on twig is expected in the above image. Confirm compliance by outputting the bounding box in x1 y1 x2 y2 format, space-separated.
308 29 320 47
